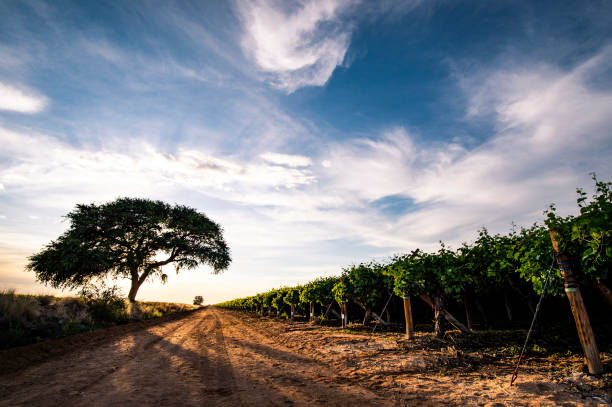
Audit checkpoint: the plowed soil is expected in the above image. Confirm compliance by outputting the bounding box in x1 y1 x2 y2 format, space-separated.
0 307 609 406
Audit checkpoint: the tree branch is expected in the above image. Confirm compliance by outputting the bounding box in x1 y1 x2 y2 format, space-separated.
145 247 180 272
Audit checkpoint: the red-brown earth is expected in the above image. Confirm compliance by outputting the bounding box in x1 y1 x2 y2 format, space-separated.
1 307 610 406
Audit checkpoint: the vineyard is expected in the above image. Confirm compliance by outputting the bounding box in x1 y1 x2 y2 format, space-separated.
218 176 612 371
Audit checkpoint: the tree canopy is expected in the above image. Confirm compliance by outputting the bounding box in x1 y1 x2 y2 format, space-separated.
27 197 231 301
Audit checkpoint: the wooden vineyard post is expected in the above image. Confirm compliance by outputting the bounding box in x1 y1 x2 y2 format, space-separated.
341 302 348 328
290 304 295 320
433 296 445 339
309 302 315 322
403 296 414 339
549 229 603 375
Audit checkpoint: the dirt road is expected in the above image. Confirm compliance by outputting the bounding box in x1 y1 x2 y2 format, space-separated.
1 307 609 406
0 308 392 406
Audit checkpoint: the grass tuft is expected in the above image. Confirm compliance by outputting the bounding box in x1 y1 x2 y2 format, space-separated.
1 288 197 349
0 289 41 321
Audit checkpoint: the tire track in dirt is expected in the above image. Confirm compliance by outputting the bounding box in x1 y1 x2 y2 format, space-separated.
0 310 213 406
70 310 223 406
0 308 395 407
74 313 208 404
215 307 394 406
0 310 198 376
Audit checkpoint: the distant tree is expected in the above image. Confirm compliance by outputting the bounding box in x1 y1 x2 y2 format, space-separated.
27 198 231 302
193 296 204 306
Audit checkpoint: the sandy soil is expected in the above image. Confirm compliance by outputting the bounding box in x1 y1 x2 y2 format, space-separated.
0 307 609 406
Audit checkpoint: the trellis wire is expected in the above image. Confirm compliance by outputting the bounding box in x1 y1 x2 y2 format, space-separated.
371 292 395 334
510 254 555 386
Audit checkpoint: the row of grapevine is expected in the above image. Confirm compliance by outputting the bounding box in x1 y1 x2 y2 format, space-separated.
217 176 612 341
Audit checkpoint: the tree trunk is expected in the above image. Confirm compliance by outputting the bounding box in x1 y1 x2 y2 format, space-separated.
504 292 513 322
590 279 612 307
290 304 295 320
354 300 367 311
329 307 341 319
434 296 445 339
419 294 471 333
385 307 391 324
362 308 372 325
309 302 315 321
475 298 488 328
371 311 388 326
463 294 473 331
324 302 335 319
128 279 141 303
403 297 414 339
128 278 143 318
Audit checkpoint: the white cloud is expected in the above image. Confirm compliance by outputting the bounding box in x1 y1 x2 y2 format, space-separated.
313 48 612 247
0 126 316 211
260 152 312 167
2 49 611 256
0 82 48 114
1 42 611 302
237 0 355 92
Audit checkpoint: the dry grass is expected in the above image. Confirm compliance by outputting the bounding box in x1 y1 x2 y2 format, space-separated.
0 289 41 322
0 289 197 349
133 301 197 319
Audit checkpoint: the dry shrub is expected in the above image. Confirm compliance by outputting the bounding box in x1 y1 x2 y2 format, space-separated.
137 301 195 319
0 289 41 322
80 284 127 324
57 297 91 324
37 295 55 307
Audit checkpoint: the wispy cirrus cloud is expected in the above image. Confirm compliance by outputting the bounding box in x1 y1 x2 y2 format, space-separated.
1 48 612 302
1 0 611 304
2 47 611 251
237 0 356 92
315 47 612 247
260 152 313 167
0 82 48 114
0 126 316 210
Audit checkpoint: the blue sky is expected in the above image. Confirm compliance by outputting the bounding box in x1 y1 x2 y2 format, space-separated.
1 0 612 304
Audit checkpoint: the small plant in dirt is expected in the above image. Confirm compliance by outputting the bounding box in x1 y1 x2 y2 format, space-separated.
193 296 204 306
79 284 127 324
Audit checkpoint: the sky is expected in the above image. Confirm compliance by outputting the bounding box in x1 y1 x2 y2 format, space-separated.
1 0 612 304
